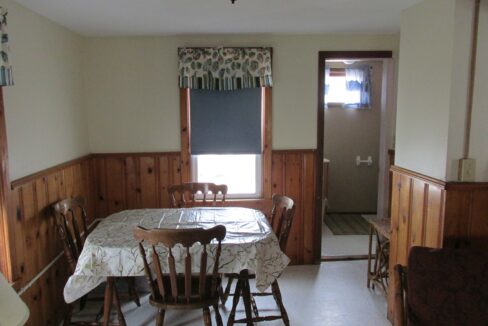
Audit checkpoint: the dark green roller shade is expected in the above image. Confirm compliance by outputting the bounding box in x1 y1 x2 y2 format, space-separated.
190 88 262 155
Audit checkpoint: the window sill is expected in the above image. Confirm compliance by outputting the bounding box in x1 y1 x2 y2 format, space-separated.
326 103 370 110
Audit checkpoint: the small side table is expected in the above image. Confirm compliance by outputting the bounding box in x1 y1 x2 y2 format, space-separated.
364 216 391 294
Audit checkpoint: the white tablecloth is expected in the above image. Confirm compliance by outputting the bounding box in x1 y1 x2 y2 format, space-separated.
63 207 290 303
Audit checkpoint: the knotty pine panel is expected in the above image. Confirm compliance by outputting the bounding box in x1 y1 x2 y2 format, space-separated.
271 150 316 265
387 166 488 322
91 153 182 217
139 156 158 208
9 156 94 325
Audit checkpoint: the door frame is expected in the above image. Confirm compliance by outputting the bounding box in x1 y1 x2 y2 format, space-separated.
315 51 393 262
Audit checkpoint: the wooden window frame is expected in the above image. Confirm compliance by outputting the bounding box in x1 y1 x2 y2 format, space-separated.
179 87 272 200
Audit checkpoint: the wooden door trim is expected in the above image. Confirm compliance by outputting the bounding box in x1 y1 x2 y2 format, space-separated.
0 88 14 281
316 50 393 263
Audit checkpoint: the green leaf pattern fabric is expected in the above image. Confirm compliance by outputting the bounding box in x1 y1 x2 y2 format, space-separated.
0 7 13 86
63 207 289 303
178 47 272 90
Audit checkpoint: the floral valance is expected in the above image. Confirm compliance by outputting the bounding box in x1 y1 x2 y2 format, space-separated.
0 7 13 86
178 47 272 91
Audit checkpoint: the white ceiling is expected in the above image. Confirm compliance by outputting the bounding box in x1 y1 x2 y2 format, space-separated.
14 0 421 37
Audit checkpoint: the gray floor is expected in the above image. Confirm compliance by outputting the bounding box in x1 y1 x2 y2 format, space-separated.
322 221 376 257
74 261 390 326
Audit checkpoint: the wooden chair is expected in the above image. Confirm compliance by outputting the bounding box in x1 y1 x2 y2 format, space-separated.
225 194 296 326
393 246 488 326
133 225 227 326
53 196 140 325
168 182 227 208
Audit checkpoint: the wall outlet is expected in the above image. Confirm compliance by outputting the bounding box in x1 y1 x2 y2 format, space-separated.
458 158 476 182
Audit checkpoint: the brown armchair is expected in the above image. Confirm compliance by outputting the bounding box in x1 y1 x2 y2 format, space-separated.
393 246 488 326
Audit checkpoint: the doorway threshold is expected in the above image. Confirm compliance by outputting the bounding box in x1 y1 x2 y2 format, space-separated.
321 254 369 262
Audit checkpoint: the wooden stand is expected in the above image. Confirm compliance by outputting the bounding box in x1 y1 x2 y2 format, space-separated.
365 217 391 294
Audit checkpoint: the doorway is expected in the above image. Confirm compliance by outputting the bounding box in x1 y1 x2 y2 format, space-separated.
315 51 395 261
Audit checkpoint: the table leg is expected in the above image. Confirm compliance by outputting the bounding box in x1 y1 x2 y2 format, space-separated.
103 277 114 326
240 270 254 326
367 225 374 288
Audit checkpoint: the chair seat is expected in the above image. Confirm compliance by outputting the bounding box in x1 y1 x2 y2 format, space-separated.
149 274 221 309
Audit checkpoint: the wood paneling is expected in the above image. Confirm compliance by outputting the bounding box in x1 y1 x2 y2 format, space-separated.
5 149 316 325
271 150 316 264
387 165 488 321
92 150 317 264
8 156 94 325
91 152 182 218
0 89 14 281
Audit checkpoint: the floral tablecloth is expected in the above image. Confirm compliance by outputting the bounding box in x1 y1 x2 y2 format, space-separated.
63 207 290 303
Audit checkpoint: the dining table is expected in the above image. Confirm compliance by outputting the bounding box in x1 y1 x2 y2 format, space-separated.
63 206 290 325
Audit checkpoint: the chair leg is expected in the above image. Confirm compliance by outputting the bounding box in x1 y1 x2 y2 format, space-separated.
79 294 87 311
155 308 165 326
126 277 141 307
250 294 259 318
227 279 242 326
203 307 212 326
103 278 114 326
271 280 289 326
95 304 104 322
213 303 223 326
221 275 235 305
63 303 73 326
240 276 254 326
112 280 127 326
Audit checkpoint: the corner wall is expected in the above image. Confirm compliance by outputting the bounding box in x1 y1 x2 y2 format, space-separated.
1 0 89 181
395 0 488 181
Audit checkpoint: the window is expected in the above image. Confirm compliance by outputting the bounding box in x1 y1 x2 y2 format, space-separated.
324 73 361 105
192 154 262 198
189 88 264 198
324 66 371 109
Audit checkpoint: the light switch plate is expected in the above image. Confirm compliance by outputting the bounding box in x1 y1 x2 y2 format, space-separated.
458 158 476 182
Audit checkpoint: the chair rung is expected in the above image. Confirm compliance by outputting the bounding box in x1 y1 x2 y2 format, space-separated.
250 292 272 296
228 291 272 297
234 315 283 323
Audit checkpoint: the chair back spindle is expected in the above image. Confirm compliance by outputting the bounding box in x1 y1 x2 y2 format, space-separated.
133 225 226 305
168 183 227 208
53 196 89 274
270 194 296 252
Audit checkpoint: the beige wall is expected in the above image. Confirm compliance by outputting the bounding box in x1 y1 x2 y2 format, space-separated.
396 0 487 181
83 35 398 153
1 0 88 180
470 0 488 181
395 0 457 180
324 61 383 212
0 1 399 179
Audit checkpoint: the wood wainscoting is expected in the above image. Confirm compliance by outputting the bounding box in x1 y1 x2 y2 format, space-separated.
91 149 317 264
6 149 316 325
8 156 94 325
387 165 488 321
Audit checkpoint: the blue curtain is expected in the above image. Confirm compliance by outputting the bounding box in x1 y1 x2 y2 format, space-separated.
324 66 330 96
345 66 371 108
